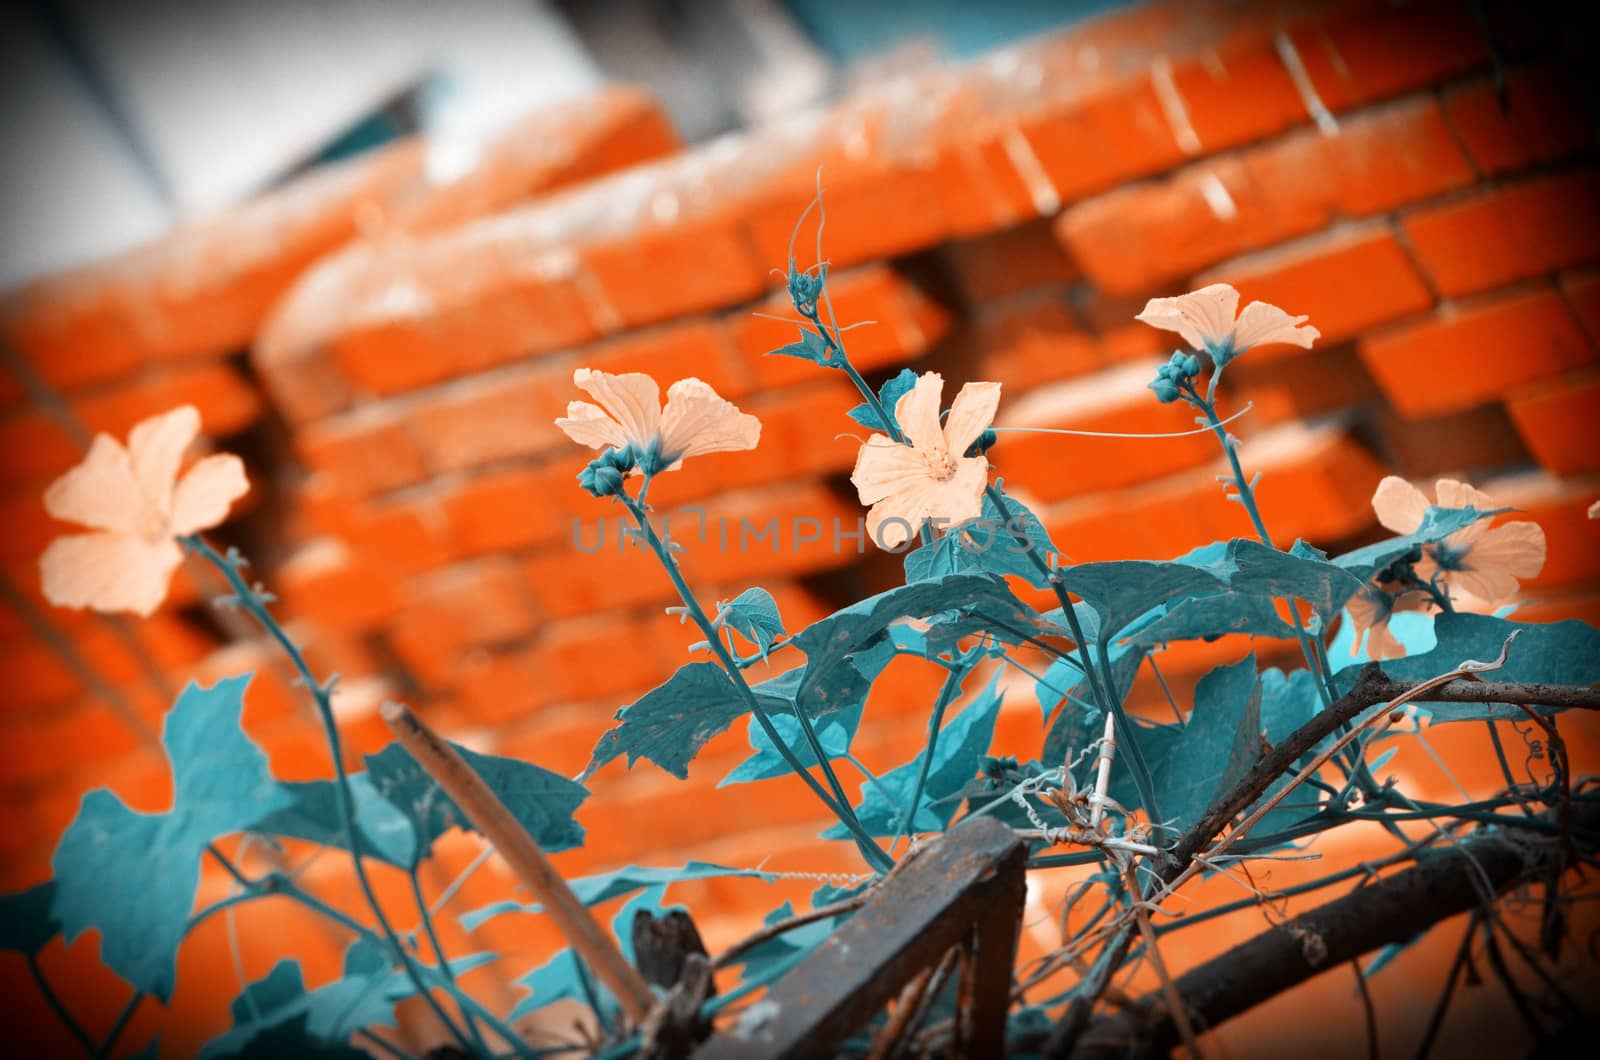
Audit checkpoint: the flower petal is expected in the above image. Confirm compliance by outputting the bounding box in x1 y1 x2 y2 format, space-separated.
572 369 661 450
1433 478 1497 512
171 454 250 535
1452 520 1546 604
895 372 947 454
1371 475 1429 535
1231 301 1319 354
850 437 928 506
555 401 631 451
128 405 201 517
1135 283 1240 352
42 435 145 535
943 381 1001 457
659 378 761 463
860 454 987 550
40 531 183 617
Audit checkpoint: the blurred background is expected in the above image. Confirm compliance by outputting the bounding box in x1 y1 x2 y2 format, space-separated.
1 0 1597 1055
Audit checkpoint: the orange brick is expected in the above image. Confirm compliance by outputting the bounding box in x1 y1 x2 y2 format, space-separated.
1023 79 1187 205
348 499 454 581
726 265 951 389
438 462 576 557
1055 157 1281 295
1242 95 1475 231
1 141 424 390
965 295 1101 393
1225 345 1380 420
993 362 1217 502
585 319 752 399
1205 226 1434 348
1561 270 1600 344
408 363 570 473
941 219 1081 305
585 217 768 330
521 527 678 619
1209 425 1388 546
531 614 678 705
1402 170 1600 296
276 538 403 630
498 703 627 778
1368 404 1529 479
255 718 336 782
1505 373 1600 476
0 411 79 487
1163 29 1309 154
1283 0 1490 113
73 362 262 440
387 561 540 688
453 645 560 726
393 85 679 235
1358 288 1595 417
0 637 81 711
746 162 949 277
329 254 601 396
296 408 429 497
674 484 861 586
1444 66 1597 178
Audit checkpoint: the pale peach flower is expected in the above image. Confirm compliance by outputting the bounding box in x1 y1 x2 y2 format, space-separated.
1346 583 1431 660
554 369 759 472
1135 283 1319 364
40 406 248 616
1370 476 1545 608
1589 500 1599 519
851 372 999 550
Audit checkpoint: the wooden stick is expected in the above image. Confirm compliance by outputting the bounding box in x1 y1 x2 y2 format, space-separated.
380 701 657 1025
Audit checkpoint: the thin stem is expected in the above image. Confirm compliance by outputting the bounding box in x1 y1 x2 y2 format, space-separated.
357 1029 409 1059
97 992 141 1059
1351 959 1380 1060
411 870 491 1055
28 955 96 1056
894 662 966 854
180 535 475 1054
620 495 892 873
1415 916 1477 1060
844 752 908 833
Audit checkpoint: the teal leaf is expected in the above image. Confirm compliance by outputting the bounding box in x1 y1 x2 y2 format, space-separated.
767 326 831 365
1123 593 1300 646
1055 562 1227 641
1333 505 1504 583
51 676 292 1001
1105 719 1185 818
825 674 1003 837
459 860 776 932
585 662 796 779
722 588 787 660
1113 656 1260 839
510 885 667 1022
721 702 864 786
728 899 839 985
1349 614 1600 722
904 487 1058 589
1176 538 1367 618
202 953 494 1059
846 368 917 433
253 774 418 868
0 882 58 956
793 575 1037 712
1042 643 1145 768
364 742 586 863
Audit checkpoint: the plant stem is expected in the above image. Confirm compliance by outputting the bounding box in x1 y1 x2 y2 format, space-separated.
28 955 96 1056
619 494 893 873
894 661 966 854
411 870 491 1054
181 535 475 1054
97 992 141 1059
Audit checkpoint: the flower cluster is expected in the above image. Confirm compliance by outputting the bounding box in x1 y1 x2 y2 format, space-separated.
1147 351 1202 403
1347 476 1546 658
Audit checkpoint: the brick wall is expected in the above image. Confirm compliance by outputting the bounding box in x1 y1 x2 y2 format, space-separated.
2 1 1598 1052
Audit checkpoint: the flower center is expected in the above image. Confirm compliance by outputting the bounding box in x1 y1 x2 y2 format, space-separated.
921 447 959 482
